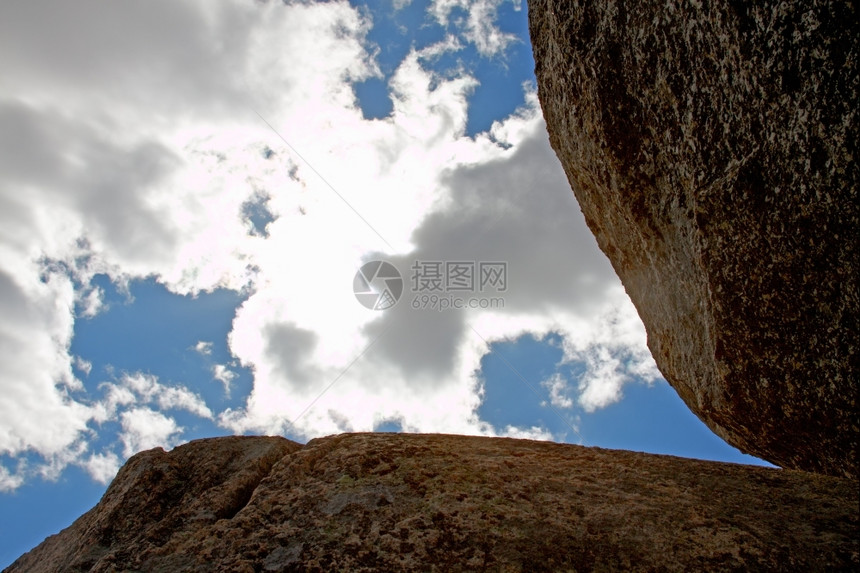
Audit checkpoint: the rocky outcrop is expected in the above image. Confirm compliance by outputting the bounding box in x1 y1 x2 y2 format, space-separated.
6 436 299 573
7 434 858 571
529 0 858 477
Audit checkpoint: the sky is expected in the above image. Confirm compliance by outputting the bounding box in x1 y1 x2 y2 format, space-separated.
0 0 773 566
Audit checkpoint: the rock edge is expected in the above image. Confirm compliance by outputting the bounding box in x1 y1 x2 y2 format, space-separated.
7 434 858 572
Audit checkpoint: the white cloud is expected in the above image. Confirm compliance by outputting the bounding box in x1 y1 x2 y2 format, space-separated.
498 425 556 441
120 373 213 420
0 465 24 493
0 0 661 490
0 0 358 484
90 383 136 425
94 373 213 421
75 284 104 318
81 451 122 485
74 356 93 377
429 0 520 56
559 296 662 412
119 408 182 458
37 440 89 482
194 341 214 356
219 91 658 441
213 364 237 395
577 347 624 412
0 266 90 459
542 373 574 409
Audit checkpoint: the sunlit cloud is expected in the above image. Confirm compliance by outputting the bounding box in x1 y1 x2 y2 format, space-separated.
0 0 657 491
119 408 182 458
81 452 122 485
194 341 214 356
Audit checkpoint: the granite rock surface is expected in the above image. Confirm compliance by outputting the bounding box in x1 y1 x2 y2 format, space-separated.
7 434 858 572
529 0 858 477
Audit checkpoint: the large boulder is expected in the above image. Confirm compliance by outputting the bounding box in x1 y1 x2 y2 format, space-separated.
6 434 858 571
529 0 858 477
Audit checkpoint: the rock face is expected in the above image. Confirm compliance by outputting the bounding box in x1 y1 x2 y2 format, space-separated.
529 0 858 477
7 434 858 572
6 436 299 573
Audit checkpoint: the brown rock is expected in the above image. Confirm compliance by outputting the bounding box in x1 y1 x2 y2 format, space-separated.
5 436 300 573
529 0 858 477
7 434 858 571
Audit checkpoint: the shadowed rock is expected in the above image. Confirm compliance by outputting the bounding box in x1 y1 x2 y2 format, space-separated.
6 434 858 571
529 0 858 477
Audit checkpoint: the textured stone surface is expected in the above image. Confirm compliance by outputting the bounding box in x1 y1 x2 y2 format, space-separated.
5 436 299 573
7 434 859 572
529 0 858 477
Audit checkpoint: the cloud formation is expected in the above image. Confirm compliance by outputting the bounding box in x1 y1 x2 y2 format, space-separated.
0 0 659 489
430 0 522 56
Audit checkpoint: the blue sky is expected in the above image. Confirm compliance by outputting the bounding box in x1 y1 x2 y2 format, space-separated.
0 0 770 567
